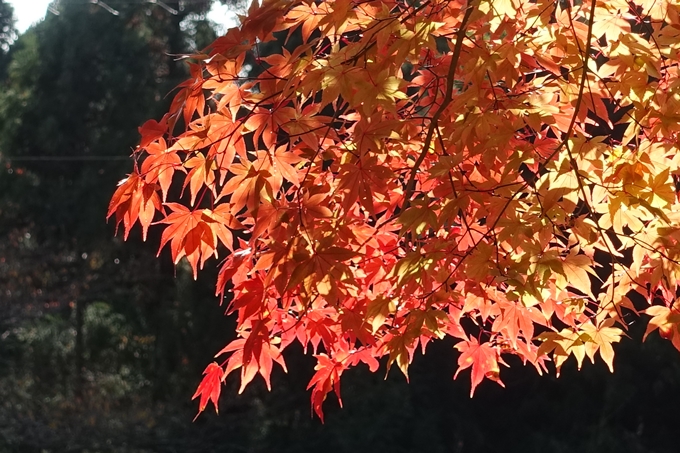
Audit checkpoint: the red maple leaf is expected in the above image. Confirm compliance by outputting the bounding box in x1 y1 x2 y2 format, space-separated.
191 362 224 419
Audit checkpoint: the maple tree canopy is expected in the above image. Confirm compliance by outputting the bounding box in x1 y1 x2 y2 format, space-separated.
109 0 680 420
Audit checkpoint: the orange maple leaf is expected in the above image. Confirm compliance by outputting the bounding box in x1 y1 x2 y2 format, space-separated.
454 337 505 397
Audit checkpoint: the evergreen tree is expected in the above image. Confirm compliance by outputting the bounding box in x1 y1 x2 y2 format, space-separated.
0 0 14 52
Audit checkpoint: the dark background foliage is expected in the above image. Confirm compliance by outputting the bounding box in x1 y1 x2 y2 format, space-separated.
0 1 678 451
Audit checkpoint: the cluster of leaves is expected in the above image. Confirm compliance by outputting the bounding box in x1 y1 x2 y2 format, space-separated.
109 0 680 419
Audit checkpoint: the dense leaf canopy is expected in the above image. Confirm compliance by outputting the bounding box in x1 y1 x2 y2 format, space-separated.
109 0 680 419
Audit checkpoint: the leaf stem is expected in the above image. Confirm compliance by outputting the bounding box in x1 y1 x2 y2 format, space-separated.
402 0 479 211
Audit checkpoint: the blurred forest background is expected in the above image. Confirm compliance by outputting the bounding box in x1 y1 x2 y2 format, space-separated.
0 0 679 452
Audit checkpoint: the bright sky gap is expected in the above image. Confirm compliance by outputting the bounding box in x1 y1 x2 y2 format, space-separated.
7 0 238 34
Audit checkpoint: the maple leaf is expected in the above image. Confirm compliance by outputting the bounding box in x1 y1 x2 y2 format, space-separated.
385 333 415 380
140 137 183 202
183 153 217 206
454 338 505 397
581 320 623 372
157 204 232 278
307 354 344 422
169 63 206 129
138 117 168 148
107 172 161 241
644 303 680 350
559 253 597 299
192 362 224 418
